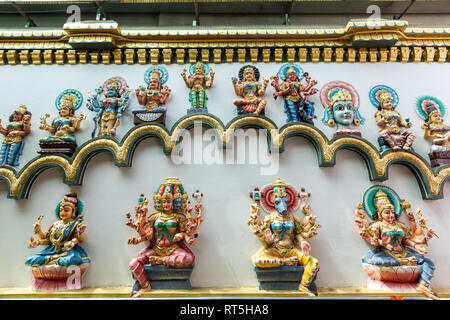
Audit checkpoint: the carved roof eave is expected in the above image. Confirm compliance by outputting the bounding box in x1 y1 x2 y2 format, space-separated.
0 20 449 64
0 19 450 49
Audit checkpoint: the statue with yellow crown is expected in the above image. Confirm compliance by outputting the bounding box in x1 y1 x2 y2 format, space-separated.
355 185 439 299
25 191 90 291
126 178 204 297
415 95 450 167
320 80 365 137
0 105 32 166
248 177 321 296
134 66 172 126
231 65 269 116
86 76 131 137
271 64 318 124
181 61 214 114
38 89 86 156
369 85 416 152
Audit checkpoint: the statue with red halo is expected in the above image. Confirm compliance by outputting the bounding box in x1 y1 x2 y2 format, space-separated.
248 177 321 296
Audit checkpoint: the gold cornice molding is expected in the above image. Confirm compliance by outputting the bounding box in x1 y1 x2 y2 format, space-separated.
0 19 449 64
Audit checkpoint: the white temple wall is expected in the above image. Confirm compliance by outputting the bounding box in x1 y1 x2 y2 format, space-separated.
0 62 449 288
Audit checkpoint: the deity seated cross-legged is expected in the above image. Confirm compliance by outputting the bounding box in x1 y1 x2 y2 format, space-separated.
231 65 269 117
369 85 416 153
38 89 85 156
416 96 450 167
126 178 203 297
248 178 321 296
354 185 439 300
25 192 90 291
134 66 171 126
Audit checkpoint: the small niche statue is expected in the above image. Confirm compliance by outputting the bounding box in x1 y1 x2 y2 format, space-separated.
231 65 269 116
320 80 365 137
86 76 131 137
38 89 85 156
415 96 450 167
181 62 214 114
369 85 415 152
134 66 171 126
0 105 32 167
271 63 318 124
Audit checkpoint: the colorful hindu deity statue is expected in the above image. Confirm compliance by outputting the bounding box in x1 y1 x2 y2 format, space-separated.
354 185 438 300
415 95 450 167
181 62 214 114
271 63 318 124
38 89 86 156
26 192 90 291
369 85 415 152
0 105 32 166
134 66 171 126
231 65 269 116
86 76 131 137
320 80 365 137
126 178 203 297
248 177 321 296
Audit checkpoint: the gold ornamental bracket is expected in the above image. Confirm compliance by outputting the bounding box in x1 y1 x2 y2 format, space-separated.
64 20 121 50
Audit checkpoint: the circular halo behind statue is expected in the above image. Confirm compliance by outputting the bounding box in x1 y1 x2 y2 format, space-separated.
144 66 169 85
189 62 210 76
369 85 399 110
277 63 304 82
259 182 300 214
362 185 402 220
415 95 446 121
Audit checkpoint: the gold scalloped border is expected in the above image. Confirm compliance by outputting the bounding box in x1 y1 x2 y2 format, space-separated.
0 115 448 199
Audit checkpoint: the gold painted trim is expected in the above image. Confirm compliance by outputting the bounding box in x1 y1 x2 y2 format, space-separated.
1 19 450 64
0 115 449 199
0 46 448 65
0 286 449 298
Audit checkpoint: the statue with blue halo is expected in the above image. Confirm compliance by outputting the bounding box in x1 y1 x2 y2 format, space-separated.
355 185 439 300
248 177 321 296
38 89 86 156
369 85 415 152
320 80 365 137
415 95 450 167
271 64 318 124
86 76 131 137
134 66 171 126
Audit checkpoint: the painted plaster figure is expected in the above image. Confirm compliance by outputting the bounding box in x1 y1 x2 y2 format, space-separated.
320 80 365 137
181 62 214 113
39 89 85 155
355 185 438 300
0 105 31 166
271 64 318 124
369 85 415 152
416 96 450 166
26 192 90 290
126 178 203 297
134 66 171 125
248 177 321 296
232 65 269 116
86 77 131 137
